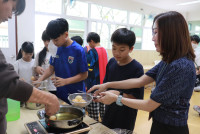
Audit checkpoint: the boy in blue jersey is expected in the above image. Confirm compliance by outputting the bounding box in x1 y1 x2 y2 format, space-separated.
36 18 88 103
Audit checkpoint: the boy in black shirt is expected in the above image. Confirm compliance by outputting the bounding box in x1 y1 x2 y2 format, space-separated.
101 28 144 131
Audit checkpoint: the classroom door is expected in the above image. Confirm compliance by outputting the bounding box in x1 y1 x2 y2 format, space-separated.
0 17 16 65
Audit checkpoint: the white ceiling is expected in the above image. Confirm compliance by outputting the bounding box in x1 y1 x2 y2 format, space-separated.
130 0 200 13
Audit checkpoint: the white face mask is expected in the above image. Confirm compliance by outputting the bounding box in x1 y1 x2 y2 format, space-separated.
192 43 198 49
48 40 57 57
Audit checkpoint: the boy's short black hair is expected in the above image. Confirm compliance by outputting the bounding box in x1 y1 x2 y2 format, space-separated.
46 18 69 39
3 0 26 15
86 32 100 43
190 35 200 43
42 30 50 41
71 36 83 46
111 28 136 47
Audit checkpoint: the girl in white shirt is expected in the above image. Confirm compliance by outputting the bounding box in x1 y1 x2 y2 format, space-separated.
14 41 35 84
34 30 56 91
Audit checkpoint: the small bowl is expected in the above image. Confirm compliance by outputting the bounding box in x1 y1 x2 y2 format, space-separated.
68 93 93 107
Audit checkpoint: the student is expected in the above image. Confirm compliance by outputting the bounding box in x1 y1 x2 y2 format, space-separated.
190 35 200 92
86 32 108 121
88 11 196 134
71 36 83 46
84 33 97 53
191 35 200 50
191 35 200 114
0 0 59 133
35 18 88 103
14 42 35 84
95 28 144 131
34 30 56 91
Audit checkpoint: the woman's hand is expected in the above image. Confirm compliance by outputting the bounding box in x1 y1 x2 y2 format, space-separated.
87 83 108 96
52 77 67 87
98 91 118 105
35 66 45 75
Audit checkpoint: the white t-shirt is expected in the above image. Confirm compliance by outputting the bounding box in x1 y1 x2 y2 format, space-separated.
14 58 35 84
34 51 56 91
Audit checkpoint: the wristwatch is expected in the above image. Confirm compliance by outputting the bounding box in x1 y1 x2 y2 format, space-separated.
116 95 123 106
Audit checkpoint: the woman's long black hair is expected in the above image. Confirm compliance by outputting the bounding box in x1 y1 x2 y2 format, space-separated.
38 30 50 66
16 41 34 60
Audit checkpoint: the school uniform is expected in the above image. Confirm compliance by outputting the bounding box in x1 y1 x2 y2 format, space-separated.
49 41 88 103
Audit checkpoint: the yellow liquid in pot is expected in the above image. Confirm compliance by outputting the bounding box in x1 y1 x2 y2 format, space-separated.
55 113 80 120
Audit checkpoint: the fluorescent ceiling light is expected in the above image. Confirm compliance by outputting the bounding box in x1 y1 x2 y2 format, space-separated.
177 0 200 6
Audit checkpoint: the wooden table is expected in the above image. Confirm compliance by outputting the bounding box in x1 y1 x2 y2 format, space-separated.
7 107 116 134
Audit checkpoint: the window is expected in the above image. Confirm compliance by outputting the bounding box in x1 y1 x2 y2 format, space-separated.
130 27 142 49
35 0 62 14
144 14 154 27
34 0 159 50
91 4 127 23
68 19 86 40
129 12 142 26
0 22 8 48
65 1 88 18
91 22 110 49
188 21 200 36
142 28 154 50
195 26 200 31
35 14 58 53
91 22 127 49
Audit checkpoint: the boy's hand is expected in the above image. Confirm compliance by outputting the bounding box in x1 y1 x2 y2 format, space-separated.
107 90 120 96
52 77 67 87
98 91 118 105
87 83 108 96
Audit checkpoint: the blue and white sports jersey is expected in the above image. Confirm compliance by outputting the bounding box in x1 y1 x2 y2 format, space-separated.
50 41 88 103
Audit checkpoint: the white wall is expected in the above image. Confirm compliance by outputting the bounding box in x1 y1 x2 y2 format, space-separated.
17 0 35 51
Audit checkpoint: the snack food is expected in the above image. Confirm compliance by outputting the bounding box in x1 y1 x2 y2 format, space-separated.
49 115 57 120
79 99 86 102
61 102 67 105
31 76 35 81
75 95 82 100
72 95 86 103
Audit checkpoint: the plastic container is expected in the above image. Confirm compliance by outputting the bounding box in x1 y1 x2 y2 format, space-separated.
6 99 20 121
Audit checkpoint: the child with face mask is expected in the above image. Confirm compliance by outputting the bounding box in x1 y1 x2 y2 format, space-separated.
191 35 200 114
191 35 200 92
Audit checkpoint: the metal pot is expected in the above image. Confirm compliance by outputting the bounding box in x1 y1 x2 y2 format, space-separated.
37 105 85 129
